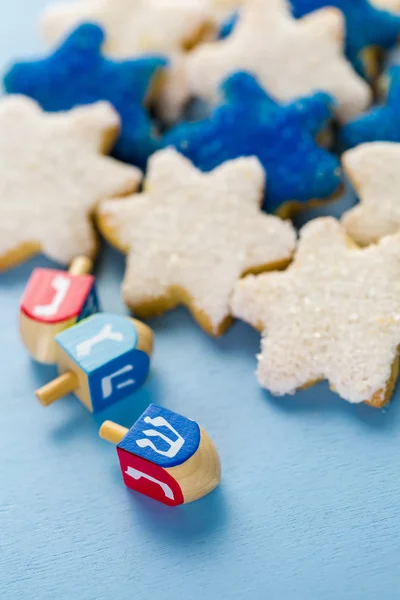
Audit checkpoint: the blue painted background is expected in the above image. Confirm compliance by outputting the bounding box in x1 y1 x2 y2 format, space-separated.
1 3 400 599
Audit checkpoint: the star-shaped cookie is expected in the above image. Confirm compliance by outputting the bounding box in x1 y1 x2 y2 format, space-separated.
341 142 400 245
4 24 166 168
185 0 372 122
40 0 212 57
341 65 400 149
0 96 141 270
372 0 400 10
97 148 296 335
290 0 400 76
231 217 400 407
163 72 341 215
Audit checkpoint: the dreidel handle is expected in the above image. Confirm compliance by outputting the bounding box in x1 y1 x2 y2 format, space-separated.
68 256 93 276
99 421 129 445
36 371 78 406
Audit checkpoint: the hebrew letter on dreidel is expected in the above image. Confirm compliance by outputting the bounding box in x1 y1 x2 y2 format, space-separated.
125 467 175 500
101 365 135 399
76 324 123 357
136 416 185 458
33 275 71 318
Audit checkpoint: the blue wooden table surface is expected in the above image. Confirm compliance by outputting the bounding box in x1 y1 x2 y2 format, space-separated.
1 3 400 599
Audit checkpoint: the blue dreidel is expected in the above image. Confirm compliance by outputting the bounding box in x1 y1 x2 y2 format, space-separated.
100 404 221 506
35 313 153 412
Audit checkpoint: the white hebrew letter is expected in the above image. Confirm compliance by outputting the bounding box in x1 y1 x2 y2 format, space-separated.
125 467 174 500
33 275 71 318
101 365 135 399
76 324 123 357
136 416 185 458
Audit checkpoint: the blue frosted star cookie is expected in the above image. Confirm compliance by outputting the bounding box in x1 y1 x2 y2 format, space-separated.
341 65 400 149
290 0 400 76
4 23 167 168
163 72 341 215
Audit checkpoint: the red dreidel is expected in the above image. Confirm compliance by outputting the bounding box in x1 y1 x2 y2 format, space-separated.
20 256 99 364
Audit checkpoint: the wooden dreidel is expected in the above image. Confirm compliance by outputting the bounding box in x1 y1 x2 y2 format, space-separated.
35 313 153 413
20 256 99 364
99 404 221 506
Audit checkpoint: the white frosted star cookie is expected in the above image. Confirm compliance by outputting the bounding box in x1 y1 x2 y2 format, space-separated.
97 148 296 335
342 142 400 245
41 0 213 57
185 0 372 122
0 96 141 270
231 217 400 407
371 0 400 10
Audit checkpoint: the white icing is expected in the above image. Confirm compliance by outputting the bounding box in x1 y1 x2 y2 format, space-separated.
0 96 141 266
98 148 296 333
342 142 400 246
371 0 400 10
185 0 372 123
231 217 400 404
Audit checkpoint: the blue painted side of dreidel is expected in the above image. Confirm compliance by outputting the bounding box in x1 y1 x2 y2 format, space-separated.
77 285 100 322
90 349 150 413
118 404 201 468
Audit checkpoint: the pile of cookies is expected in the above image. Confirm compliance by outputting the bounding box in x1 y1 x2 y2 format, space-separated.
4 0 400 414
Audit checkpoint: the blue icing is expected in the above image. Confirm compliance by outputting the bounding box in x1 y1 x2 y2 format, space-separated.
3 23 167 169
290 0 400 76
163 72 341 213
341 65 400 149
118 404 201 469
219 10 239 39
